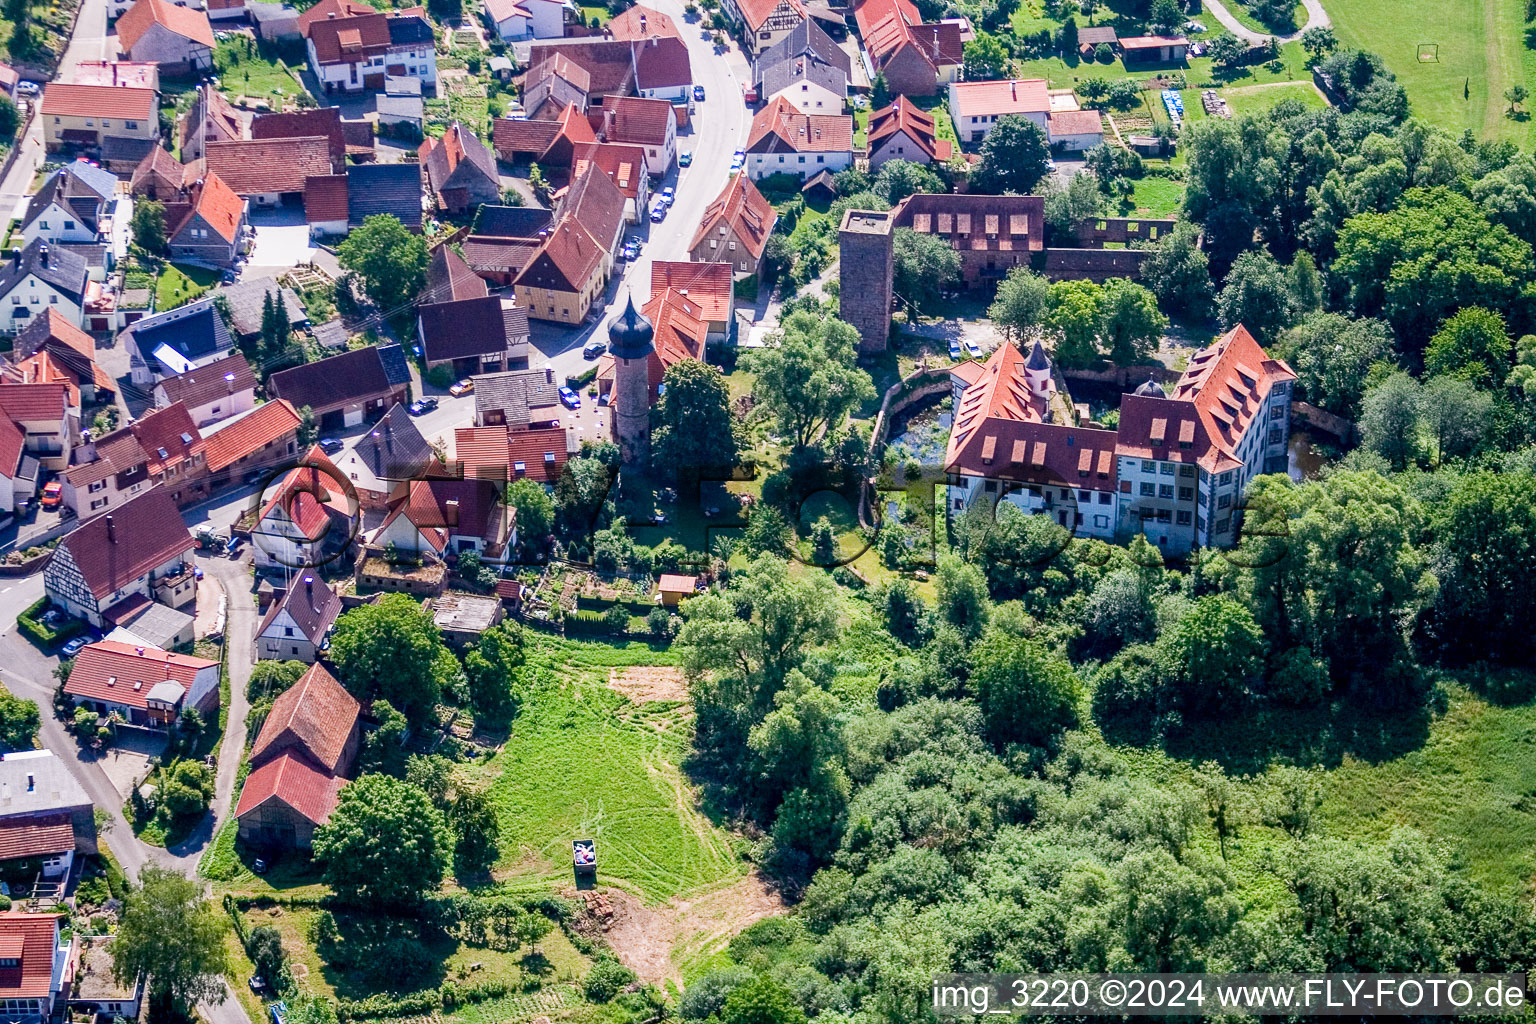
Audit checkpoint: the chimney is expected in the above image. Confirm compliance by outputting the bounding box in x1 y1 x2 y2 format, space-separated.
26 774 34 792
225 371 236 394
38 244 48 267
445 497 459 526
105 515 115 542
304 575 314 601
1011 81 1017 98
639 11 645 27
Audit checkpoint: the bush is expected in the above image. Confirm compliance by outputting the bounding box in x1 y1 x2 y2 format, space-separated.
602 604 631 635
645 607 675 638
583 954 636 1002
427 365 453 389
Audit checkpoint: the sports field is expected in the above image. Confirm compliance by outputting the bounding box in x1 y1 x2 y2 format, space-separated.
1326 0 1535 144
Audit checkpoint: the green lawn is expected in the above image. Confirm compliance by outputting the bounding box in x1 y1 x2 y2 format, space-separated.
471 636 747 905
156 263 220 311
1223 80 1327 116
213 37 305 105
1326 0 1534 144
1128 175 1185 217
1112 679 1536 895
1011 39 1311 97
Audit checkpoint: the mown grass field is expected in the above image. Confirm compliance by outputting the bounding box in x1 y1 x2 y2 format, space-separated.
1223 80 1328 116
467 637 748 905
1326 0 1535 144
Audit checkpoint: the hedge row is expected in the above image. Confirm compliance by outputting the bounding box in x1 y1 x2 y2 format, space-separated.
16 597 84 647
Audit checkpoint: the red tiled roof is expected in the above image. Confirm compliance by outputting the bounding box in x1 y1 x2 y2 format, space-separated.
868 97 942 161
606 4 678 38
454 425 568 483
377 477 505 551
604 95 672 148
206 137 332 196
493 116 561 160
0 815 75 862
259 465 339 541
630 34 691 90
0 417 20 476
734 0 803 31
0 913 61 999
306 10 390 63
0 382 70 422
304 173 350 224
297 0 374 34
65 640 217 710
1115 325 1299 473
131 401 204 476
948 78 1050 118
425 243 489 303
203 398 300 473
235 750 345 825
517 166 624 293
130 145 187 199
117 0 215 49
689 173 776 261
746 96 852 153
649 261 732 321
572 142 647 200
252 107 347 169
658 573 696 592
249 663 360 774
16 308 93 364
174 171 245 244
482 0 531 22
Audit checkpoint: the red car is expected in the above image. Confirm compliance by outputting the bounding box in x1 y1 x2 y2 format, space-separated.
40 481 62 509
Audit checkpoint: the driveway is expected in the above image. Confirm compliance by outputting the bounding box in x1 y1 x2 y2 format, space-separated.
1200 0 1330 43
246 206 318 271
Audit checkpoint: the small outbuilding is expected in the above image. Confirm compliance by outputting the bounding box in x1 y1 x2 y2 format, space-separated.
657 573 698 606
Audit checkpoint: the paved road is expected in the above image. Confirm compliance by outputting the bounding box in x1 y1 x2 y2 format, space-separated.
1199 0 1330 43
0 0 113 213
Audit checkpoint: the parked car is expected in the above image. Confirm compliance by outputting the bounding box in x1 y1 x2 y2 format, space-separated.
318 437 344 454
583 339 607 359
650 201 667 222
730 149 745 172
39 481 62 509
559 386 581 409
693 84 706 101
621 239 640 260
948 338 961 360
408 398 438 416
449 378 475 397
965 339 982 358
679 149 693 166
16 81 38 97
61 636 89 658
660 186 675 207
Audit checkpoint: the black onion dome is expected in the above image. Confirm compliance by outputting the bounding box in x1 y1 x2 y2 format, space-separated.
1134 375 1163 397
608 295 654 359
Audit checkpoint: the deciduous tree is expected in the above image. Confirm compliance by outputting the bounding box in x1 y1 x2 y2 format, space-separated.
892 227 960 316
113 865 230 1020
652 358 742 479
329 594 460 722
745 311 875 449
313 774 449 907
971 116 1051 195
337 214 430 312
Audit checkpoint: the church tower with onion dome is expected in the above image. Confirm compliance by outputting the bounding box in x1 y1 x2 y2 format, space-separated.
609 294 655 471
